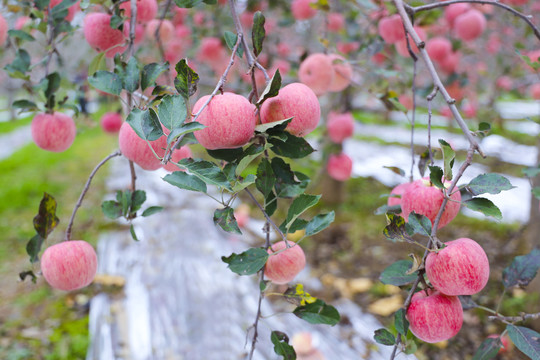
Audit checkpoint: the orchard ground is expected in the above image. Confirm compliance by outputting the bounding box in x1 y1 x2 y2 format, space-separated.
0 102 538 359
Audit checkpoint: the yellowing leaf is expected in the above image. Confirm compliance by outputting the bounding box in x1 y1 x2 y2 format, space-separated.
368 295 403 316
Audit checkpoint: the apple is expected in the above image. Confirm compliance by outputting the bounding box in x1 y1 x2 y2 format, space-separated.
327 13 345 32
327 153 353 182
163 146 192 172
265 241 306 284
529 83 540 100
31 112 76 152
444 3 471 27
123 21 145 45
496 76 512 91
425 237 490 296
145 19 174 42
118 121 166 170
298 53 335 96
15 16 32 30
277 42 291 57
327 111 354 143
337 41 360 54
487 334 513 353
41 240 98 291
328 54 353 92
0 14 7 46
100 112 123 134
233 203 250 229
439 51 460 74
387 182 411 216
378 14 405 44
119 0 158 23
395 26 426 57
173 7 189 25
49 0 80 22
83 13 126 58
454 9 486 41
192 92 256 150
291 0 317 20
426 37 452 64
197 37 226 64
406 289 463 343
260 83 320 137
401 177 461 229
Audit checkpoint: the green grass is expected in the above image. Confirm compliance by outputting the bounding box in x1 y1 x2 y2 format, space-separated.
0 116 33 135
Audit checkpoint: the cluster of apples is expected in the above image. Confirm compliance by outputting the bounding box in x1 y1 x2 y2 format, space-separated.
299 53 353 96
388 178 490 343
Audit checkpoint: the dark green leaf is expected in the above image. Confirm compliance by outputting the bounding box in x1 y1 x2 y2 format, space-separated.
158 94 187 131
141 62 169 91
50 0 78 20
174 59 199 98
175 0 217 7
293 299 340 325
88 71 122 96
232 174 256 192
19 270 37 283
383 214 414 243
141 206 163 217
257 69 281 106
180 159 233 191
26 234 45 263
12 100 39 112
223 31 244 58
417 148 431 178
280 218 308 234
163 171 207 193
167 122 205 145
532 187 540 200
506 325 540 359
477 122 491 138
467 174 514 196
270 331 296 360
256 158 275 198
206 147 244 162
33 193 59 239
255 117 292 133
252 11 265 57
472 338 501 360
463 198 502 220
130 223 139 241
122 57 141 92
407 212 432 237
5 49 31 76
126 108 165 141
383 166 406 177
265 191 277 217
502 248 540 288
394 309 409 336
235 143 265 176
110 14 123 29
101 200 123 219
374 328 396 346
221 248 268 275
428 165 444 189
7 29 35 42
285 194 320 230
379 260 418 286
130 190 146 213
120 190 132 217
438 139 455 180
305 212 335 236
213 207 242 234
269 132 314 159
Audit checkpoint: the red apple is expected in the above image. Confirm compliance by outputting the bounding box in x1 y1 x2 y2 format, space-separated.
0 14 7 45
401 177 461 229
41 240 98 291
387 182 412 216
118 122 166 170
529 83 540 100
291 0 317 20
145 19 174 42
327 12 345 32
426 37 452 64
378 14 405 44
31 112 76 152
298 53 334 96
260 83 320 137
83 13 126 58
328 54 353 92
120 0 158 22
426 237 490 296
327 153 353 181
327 111 354 143
233 203 250 229
496 76 512 91
100 112 123 134
444 3 471 27
192 92 256 150
454 9 486 41
265 241 306 284
406 289 463 343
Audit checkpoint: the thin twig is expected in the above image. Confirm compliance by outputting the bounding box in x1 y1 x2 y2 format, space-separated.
427 86 439 165
126 0 138 57
489 312 540 323
155 0 173 83
65 151 122 241
244 188 288 244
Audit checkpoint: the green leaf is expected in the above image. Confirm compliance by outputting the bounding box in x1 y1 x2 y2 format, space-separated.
428 165 444 189
174 59 199 98
126 108 165 141
379 260 418 286
417 148 431 178
252 11 266 57
257 69 282 106
255 117 292 133
506 325 540 359
50 0 78 20
122 57 141 92
374 328 396 346
130 223 139 241
523 166 540 178
221 248 269 275
407 212 432 237
12 100 39 112
394 309 409 336
175 0 217 7
101 200 123 219
5 49 31 76
19 270 37 283
293 299 340 326
383 214 414 243
213 207 242 234
256 158 275 198
130 190 146 213
206 147 244 162
459 295 478 310
438 139 455 180
141 206 163 217
467 174 514 196
163 171 207 193
180 159 233 191
269 132 314 159
285 194 320 231
270 331 296 360
472 337 501 360
463 198 502 220
232 174 256 192
223 31 244 58
383 166 406 177
235 143 265 176
26 234 45 263
33 193 60 239
265 191 277 217
158 94 187 131
88 71 122 96
88 52 107 76
141 62 169 91
7 29 35 42
280 218 308 234
502 248 540 288
389 97 408 113
305 212 335 236
167 122 205 145
120 190 132 217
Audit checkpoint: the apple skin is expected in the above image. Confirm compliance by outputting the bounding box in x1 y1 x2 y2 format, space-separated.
454 9 486 41
529 83 540 100
426 37 452 63
327 153 353 182
118 122 166 171
327 13 345 32
120 0 158 22
145 19 174 42
378 14 405 44
291 0 317 20
444 3 471 27
260 83 320 137
31 112 76 152
265 241 306 285
298 53 334 96
406 289 463 343
328 54 353 92
192 92 256 150
0 13 8 45
487 334 512 353
83 13 126 58
401 177 461 229
426 238 489 296
327 111 354 143
41 240 98 291
387 182 411 216
163 146 192 172
100 112 123 134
